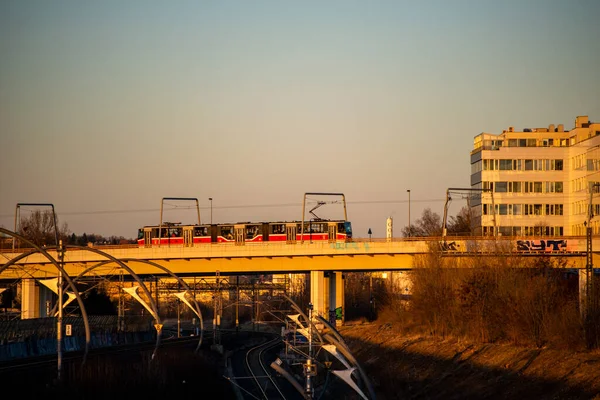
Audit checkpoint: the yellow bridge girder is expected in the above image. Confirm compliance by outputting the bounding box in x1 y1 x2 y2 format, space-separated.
0 237 593 279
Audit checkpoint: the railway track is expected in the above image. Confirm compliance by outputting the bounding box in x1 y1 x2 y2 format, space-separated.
245 336 287 399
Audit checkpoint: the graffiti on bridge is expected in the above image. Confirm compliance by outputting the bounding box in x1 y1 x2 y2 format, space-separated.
439 241 460 251
439 239 570 253
516 239 568 252
330 242 370 251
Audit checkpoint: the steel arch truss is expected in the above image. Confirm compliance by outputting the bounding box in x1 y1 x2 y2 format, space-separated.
73 257 204 352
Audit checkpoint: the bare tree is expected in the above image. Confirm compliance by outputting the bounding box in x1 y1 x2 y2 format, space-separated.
447 206 472 236
18 210 69 247
402 208 443 237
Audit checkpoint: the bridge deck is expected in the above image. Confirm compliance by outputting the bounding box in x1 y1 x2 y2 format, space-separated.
0 237 594 278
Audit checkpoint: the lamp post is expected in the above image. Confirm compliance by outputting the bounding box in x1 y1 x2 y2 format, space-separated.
406 190 411 237
208 198 213 225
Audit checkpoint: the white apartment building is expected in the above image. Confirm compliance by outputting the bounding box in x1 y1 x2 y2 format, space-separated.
470 115 600 237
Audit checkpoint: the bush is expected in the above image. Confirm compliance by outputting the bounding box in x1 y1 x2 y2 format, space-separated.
382 250 588 350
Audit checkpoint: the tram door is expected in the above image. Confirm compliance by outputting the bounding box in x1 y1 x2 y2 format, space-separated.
235 224 245 245
286 224 297 244
183 226 193 247
328 222 337 243
144 228 152 248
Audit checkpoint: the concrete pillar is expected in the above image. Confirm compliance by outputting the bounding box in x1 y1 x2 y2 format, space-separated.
20 278 55 319
21 278 39 319
310 271 326 319
329 271 345 326
324 272 330 319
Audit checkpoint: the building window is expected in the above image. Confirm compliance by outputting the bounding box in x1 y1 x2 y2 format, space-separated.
499 159 512 170
556 182 563 193
499 226 512 236
513 159 522 170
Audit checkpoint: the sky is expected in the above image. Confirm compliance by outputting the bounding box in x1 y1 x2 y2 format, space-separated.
1 0 599 239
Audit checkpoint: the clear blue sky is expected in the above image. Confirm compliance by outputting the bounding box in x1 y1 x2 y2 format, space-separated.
1 0 599 239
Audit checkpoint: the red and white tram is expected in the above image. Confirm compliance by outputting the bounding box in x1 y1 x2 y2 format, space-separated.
137 220 353 247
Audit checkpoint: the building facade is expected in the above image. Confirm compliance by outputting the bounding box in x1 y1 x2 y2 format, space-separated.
470 115 600 237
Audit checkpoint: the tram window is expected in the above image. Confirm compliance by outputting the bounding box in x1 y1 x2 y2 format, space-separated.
138 229 144 239
271 224 284 234
221 226 233 239
161 228 168 237
338 223 344 232
344 222 352 236
246 226 258 239
194 227 207 236
169 228 180 237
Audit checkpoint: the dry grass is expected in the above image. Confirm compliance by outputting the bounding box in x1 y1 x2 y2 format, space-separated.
339 322 600 400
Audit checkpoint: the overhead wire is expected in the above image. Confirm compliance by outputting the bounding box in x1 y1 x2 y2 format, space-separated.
0 198 446 219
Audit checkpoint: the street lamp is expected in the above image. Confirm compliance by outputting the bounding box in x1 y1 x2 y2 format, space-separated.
406 190 411 237
208 198 213 225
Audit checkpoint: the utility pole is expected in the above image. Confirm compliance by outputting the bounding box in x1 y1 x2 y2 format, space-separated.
305 303 314 399
177 280 181 338
213 271 221 345
217 271 221 343
118 269 124 332
585 183 599 328
236 276 240 331
369 273 374 321
407 189 411 237
57 239 64 382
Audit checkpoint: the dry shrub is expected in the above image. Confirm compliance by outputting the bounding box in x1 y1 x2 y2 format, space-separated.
457 268 505 342
393 247 587 350
545 299 585 350
409 248 459 337
506 271 560 347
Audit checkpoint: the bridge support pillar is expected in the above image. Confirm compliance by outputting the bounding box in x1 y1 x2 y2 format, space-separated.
329 271 344 326
20 278 54 319
21 278 38 319
310 271 345 326
310 271 326 319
